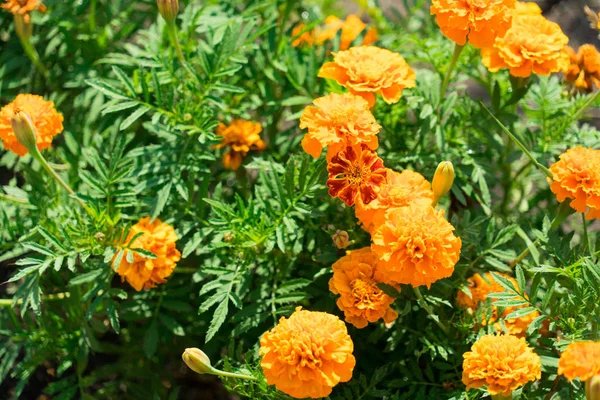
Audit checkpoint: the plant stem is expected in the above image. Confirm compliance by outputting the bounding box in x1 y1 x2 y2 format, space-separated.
413 287 449 335
0 292 70 306
166 21 185 62
215 369 257 381
0 193 31 205
89 0 97 33
439 43 464 105
173 267 196 274
582 213 592 255
17 32 49 78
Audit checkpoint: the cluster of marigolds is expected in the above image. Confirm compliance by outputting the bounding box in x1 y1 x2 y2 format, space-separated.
2 0 600 399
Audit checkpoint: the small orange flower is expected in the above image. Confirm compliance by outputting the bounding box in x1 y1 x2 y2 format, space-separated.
0 94 64 156
318 46 416 107
558 341 600 382
355 169 433 233
563 45 600 91
291 23 315 47
371 203 461 288
213 120 266 170
1 0 46 23
430 0 516 49
300 93 380 160
481 15 569 78
327 144 386 206
260 307 356 399
514 1 542 15
550 146 600 220
316 14 378 50
462 334 541 396
113 217 181 291
329 247 398 328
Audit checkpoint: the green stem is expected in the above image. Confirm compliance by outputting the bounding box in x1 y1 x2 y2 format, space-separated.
0 193 30 205
18 33 49 78
89 0 97 33
570 89 600 123
173 267 196 274
582 213 592 255
439 43 465 105
166 21 185 62
0 292 70 306
214 369 257 381
413 287 449 335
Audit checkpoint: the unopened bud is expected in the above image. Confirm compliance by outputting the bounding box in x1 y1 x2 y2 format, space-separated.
584 6 600 30
157 0 179 23
332 230 350 249
182 348 214 375
11 109 37 154
223 232 235 243
586 375 600 400
432 161 454 204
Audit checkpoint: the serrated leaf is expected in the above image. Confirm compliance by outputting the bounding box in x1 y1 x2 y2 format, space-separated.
205 298 229 342
119 106 150 130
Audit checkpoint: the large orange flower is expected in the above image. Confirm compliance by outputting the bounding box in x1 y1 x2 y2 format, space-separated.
563 45 600 91
462 334 541 396
514 1 542 15
300 93 380 160
113 217 181 291
558 341 600 382
481 15 569 78
1 0 46 23
260 307 355 399
329 247 398 328
457 272 540 337
318 46 416 107
430 0 516 49
355 169 433 233
0 94 64 156
316 15 378 50
213 120 266 170
327 144 386 206
550 146 600 220
371 203 461 288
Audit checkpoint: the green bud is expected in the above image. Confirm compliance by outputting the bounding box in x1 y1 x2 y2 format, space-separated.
11 109 37 154
157 0 179 23
182 348 214 375
587 375 600 400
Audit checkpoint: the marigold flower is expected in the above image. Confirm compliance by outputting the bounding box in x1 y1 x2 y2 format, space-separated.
327 144 386 206
563 45 600 92
514 1 542 15
481 15 569 78
1 0 46 23
0 94 64 156
355 169 433 233
550 146 600 220
291 23 315 47
113 217 181 291
260 307 356 399
329 247 398 328
430 0 516 49
558 341 600 382
300 93 380 160
371 203 461 288
213 120 266 170
316 14 378 50
462 334 541 396
318 46 416 107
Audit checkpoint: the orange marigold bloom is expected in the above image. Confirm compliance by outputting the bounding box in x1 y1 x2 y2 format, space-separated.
481 15 569 78
213 120 266 170
371 203 461 288
430 0 516 49
563 45 600 91
355 169 433 233
514 1 542 15
318 46 416 107
260 307 356 399
0 94 64 156
300 93 380 160
291 23 315 47
329 247 398 328
327 144 386 206
550 146 600 220
316 14 378 50
462 334 541 396
1 0 46 23
558 341 600 382
113 217 181 291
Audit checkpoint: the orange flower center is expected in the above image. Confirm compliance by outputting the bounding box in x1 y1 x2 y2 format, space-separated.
350 277 378 302
346 161 372 186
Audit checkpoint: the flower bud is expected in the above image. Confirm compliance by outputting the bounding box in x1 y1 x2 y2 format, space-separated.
432 161 454 204
587 375 600 400
157 0 179 23
11 109 37 154
182 348 214 375
332 230 350 249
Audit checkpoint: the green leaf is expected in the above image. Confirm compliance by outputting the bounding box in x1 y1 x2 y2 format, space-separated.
151 181 173 220
119 106 150 130
106 301 121 334
205 298 229 343
112 66 137 96
159 314 185 336
143 321 159 359
503 306 538 320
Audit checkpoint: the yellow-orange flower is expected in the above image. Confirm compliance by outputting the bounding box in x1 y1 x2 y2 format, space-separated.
558 341 600 382
291 23 315 47
299 93 380 160
550 146 600 220
371 203 461 288
563 45 600 91
430 0 516 49
514 1 542 15
316 14 378 50
213 120 266 170
462 334 541 396
481 15 569 78
457 272 540 337
260 307 355 399
113 217 181 291
329 247 398 328
318 46 416 107
327 144 386 206
0 94 64 156
1 0 46 23
355 169 433 233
